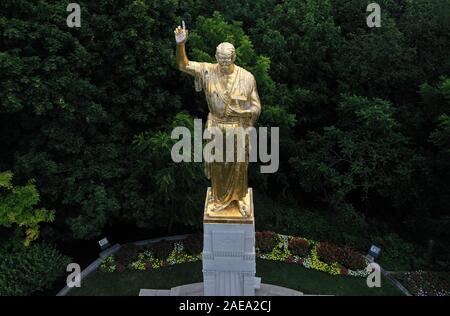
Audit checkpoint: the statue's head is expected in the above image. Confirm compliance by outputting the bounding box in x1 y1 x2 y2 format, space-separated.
215 42 236 73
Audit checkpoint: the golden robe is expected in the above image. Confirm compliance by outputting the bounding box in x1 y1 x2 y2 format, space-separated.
182 61 261 209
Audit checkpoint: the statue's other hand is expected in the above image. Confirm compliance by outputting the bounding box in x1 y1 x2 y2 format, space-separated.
174 25 188 44
225 106 252 119
225 105 237 117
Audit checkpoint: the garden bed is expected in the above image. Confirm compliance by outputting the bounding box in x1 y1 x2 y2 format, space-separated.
100 232 370 278
394 271 450 296
66 232 410 296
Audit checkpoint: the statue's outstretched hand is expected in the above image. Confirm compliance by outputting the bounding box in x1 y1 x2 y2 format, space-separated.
174 21 188 44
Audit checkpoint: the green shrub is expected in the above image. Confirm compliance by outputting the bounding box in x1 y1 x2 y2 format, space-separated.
374 233 426 270
0 243 71 296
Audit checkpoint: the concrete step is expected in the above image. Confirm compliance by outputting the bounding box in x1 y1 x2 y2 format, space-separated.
139 283 303 296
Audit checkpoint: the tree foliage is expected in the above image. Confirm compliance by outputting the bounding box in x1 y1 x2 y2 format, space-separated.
0 171 55 246
0 242 70 296
1 0 449 269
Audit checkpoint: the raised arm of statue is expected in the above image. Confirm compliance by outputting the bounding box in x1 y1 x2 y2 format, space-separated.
174 22 207 92
174 21 189 71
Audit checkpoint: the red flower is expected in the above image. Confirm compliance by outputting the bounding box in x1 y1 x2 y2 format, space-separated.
117 264 126 273
288 238 310 257
340 267 348 276
285 255 295 264
317 242 366 270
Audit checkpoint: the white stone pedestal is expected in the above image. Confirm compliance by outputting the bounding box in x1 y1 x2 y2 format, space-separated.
202 188 257 296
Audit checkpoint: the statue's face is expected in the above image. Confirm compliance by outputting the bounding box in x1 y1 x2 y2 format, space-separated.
216 51 235 73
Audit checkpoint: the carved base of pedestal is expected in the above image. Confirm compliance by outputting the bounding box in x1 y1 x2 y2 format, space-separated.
202 187 257 296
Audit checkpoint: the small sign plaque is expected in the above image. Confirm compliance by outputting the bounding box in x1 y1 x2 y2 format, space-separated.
98 237 110 249
368 245 381 259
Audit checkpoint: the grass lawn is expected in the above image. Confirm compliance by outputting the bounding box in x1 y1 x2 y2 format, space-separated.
69 259 403 296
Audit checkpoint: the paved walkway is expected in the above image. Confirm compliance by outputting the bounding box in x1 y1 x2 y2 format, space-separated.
139 282 303 296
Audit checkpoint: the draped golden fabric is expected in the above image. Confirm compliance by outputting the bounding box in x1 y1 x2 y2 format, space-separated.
181 61 261 210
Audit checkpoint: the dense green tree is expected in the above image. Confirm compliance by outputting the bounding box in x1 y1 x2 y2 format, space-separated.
1 0 449 270
1 0 187 239
399 0 450 84
127 112 207 231
291 95 419 219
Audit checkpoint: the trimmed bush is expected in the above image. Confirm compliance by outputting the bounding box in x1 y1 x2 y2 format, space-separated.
184 233 203 255
338 246 367 270
317 242 341 265
288 238 310 257
317 242 366 270
115 244 140 266
256 231 277 253
0 243 71 296
150 239 173 260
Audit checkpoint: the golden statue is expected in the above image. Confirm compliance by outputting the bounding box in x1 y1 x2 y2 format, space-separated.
174 22 261 218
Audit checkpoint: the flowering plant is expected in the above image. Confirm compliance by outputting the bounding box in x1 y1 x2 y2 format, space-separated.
100 255 117 272
398 271 450 296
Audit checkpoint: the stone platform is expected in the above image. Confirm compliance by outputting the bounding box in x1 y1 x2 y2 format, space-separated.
139 282 303 296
